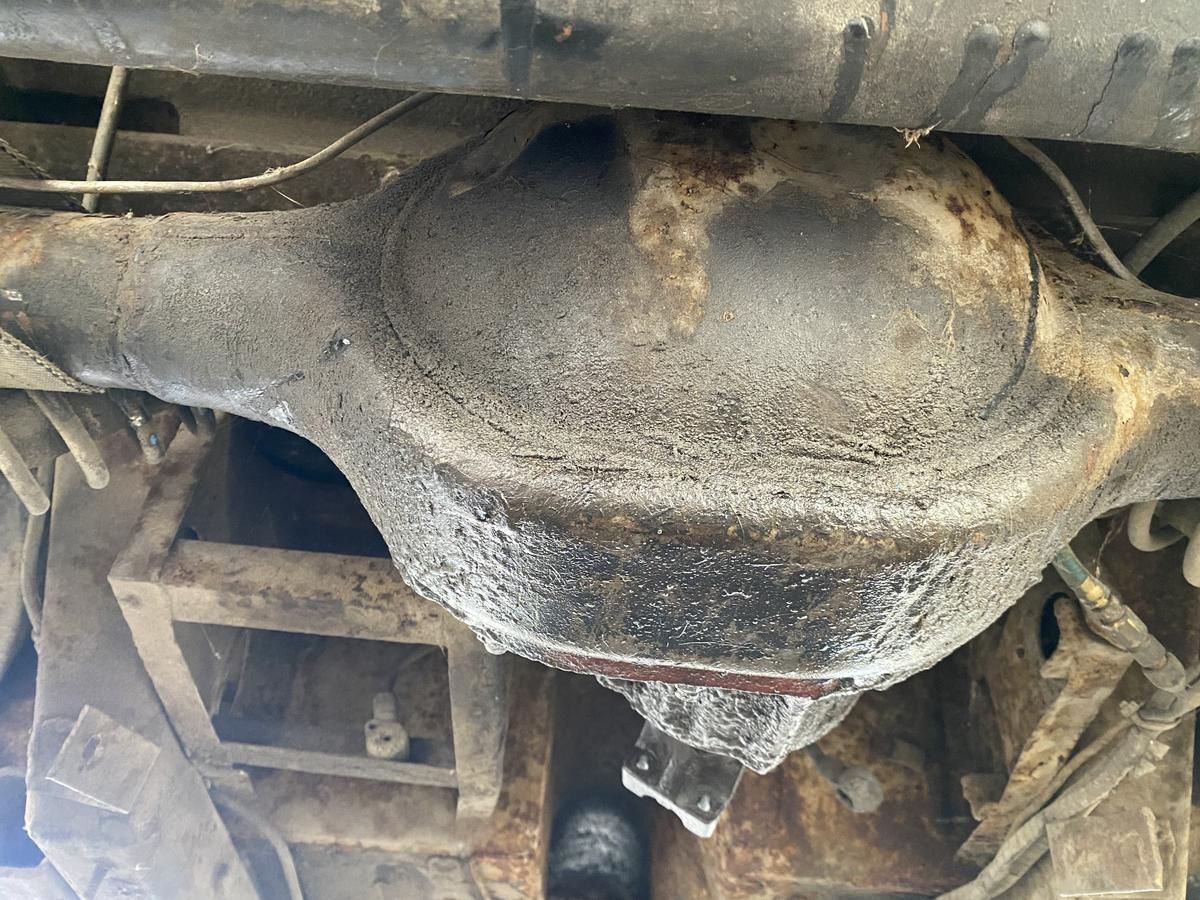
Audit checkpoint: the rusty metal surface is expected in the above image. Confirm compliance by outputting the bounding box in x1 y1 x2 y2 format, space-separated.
2 85 1196 893
245 661 554 898
652 816 717 900
958 587 1133 864
470 661 555 900
226 740 458 787
993 527 1200 900
444 616 511 823
6 109 1200 763
162 540 449 645
250 770 462 853
1046 809 1164 896
1078 533 1199 900
0 57 515 155
108 427 236 766
109 423 512 822
97 419 550 895
654 671 978 898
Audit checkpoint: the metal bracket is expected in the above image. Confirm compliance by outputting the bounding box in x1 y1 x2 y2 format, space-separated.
46 705 161 815
622 721 743 838
107 427 510 823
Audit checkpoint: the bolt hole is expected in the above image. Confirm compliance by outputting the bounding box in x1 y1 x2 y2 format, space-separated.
81 735 101 763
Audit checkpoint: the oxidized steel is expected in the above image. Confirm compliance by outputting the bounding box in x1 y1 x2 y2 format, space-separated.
2 111 1200 760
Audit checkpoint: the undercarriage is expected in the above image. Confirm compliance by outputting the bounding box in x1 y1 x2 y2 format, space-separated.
1 4 1200 897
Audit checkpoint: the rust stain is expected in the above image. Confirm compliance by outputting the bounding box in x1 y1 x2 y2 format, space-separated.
536 644 848 697
959 592 1131 864
624 116 924 343
944 194 978 240
743 120 1037 360
470 663 555 899
1037 243 1200 491
625 120 762 339
659 677 977 897
0 223 45 285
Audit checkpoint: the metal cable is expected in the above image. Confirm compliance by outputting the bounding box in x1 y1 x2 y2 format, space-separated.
81 66 129 212
26 392 109 490
215 795 305 900
1123 186 1200 275
1006 137 1141 283
0 92 435 196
